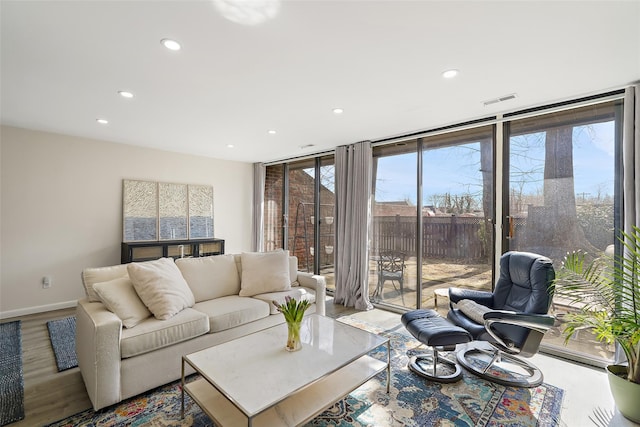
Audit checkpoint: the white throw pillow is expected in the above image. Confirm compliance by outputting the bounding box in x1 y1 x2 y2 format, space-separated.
81 264 129 302
127 257 195 320
239 250 291 297
175 255 240 302
457 299 492 324
93 277 152 328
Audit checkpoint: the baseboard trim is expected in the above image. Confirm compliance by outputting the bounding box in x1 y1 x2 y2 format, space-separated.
0 300 78 320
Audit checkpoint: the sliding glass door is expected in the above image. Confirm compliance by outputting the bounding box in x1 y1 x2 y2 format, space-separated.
264 164 284 252
372 142 418 309
263 157 335 290
421 126 494 313
287 159 316 272
370 125 494 311
318 157 336 291
504 100 622 363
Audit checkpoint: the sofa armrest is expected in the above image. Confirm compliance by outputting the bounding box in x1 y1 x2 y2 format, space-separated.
297 272 327 316
76 298 123 410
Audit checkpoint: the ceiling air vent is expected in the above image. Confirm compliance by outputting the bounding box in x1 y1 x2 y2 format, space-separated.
483 93 517 107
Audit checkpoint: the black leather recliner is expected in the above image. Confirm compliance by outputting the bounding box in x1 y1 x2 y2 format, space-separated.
447 251 556 387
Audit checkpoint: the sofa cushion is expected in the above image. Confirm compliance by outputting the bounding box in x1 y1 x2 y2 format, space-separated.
82 264 129 302
93 277 152 328
239 250 291 297
120 308 209 358
127 257 195 320
252 288 316 315
193 296 270 333
176 255 240 302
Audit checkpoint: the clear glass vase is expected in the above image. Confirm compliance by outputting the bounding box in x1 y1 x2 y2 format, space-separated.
286 320 302 352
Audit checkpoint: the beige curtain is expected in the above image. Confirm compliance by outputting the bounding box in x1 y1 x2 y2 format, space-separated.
252 162 265 252
623 84 639 234
617 84 640 364
334 141 374 310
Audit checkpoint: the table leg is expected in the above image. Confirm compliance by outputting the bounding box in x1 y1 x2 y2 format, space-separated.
386 341 391 393
181 359 185 419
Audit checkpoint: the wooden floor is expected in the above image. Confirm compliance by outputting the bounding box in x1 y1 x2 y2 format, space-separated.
7 307 91 427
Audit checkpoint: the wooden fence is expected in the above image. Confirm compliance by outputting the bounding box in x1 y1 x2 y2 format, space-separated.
372 215 490 261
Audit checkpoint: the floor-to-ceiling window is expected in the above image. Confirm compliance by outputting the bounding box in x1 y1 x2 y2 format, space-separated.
504 99 622 363
288 159 316 272
264 164 284 252
371 141 418 308
263 156 335 289
420 126 495 312
263 91 626 366
371 125 495 311
318 157 336 291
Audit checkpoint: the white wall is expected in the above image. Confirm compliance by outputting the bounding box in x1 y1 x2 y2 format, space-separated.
0 126 253 317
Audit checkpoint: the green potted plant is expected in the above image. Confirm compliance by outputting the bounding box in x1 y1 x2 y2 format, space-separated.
553 225 640 422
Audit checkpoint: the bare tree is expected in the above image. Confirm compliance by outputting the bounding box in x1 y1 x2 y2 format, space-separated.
522 125 598 258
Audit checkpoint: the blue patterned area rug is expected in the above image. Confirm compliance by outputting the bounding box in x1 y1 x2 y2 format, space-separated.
46 316 563 427
47 316 78 371
0 320 25 426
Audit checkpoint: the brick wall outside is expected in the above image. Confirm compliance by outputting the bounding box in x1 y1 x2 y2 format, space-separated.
264 165 335 271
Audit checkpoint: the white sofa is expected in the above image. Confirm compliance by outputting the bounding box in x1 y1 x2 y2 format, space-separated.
76 251 326 410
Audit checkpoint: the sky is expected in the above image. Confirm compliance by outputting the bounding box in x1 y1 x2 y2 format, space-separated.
374 121 616 206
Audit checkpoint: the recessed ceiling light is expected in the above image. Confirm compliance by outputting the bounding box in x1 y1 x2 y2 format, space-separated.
118 91 134 99
332 108 344 114
442 69 459 79
161 38 181 51
227 144 234 148
300 144 315 149
267 130 277 135
96 118 109 125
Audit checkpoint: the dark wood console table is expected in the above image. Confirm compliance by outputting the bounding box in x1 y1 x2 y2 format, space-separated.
121 238 225 263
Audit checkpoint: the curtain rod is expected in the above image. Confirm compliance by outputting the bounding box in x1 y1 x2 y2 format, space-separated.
373 89 625 147
499 89 624 122
372 116 496 147
263 149 336 166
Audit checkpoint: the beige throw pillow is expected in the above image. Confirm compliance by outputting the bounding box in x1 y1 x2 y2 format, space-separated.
457 299 492 324
239 250 291 297
175 255 240 302
127 257 195 320
93 277 151 328
81 264 129 302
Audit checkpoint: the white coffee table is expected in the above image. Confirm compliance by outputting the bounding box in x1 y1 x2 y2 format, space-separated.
181 314 390 427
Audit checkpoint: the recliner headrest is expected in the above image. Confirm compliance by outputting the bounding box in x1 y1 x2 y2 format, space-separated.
493 251 555 314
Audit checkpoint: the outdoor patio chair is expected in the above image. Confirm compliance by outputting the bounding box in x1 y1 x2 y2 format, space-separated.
447 251 556 387
374 250 406 304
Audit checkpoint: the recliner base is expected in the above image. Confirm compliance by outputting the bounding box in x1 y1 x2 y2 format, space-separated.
457 344 544 388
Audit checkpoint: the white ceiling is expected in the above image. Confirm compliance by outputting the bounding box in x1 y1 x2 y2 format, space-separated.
2 1 639 163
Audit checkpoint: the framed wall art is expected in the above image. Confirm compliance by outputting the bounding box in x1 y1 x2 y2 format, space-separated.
123 179 214 242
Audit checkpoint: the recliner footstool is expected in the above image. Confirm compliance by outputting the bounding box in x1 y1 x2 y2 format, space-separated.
401 309 472 383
